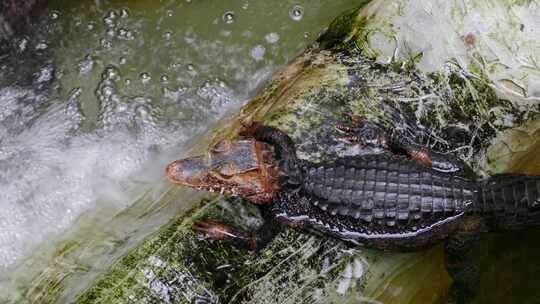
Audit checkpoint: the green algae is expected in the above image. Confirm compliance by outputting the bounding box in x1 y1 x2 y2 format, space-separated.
317 6 366 50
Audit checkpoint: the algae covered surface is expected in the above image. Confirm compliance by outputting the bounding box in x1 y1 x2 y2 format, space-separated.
75 1 540 304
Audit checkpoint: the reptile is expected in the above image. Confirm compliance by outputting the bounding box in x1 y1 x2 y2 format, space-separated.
166 119 540 303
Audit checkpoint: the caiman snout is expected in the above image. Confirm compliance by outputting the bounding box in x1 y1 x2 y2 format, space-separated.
166 156 210 187
165 139 281 204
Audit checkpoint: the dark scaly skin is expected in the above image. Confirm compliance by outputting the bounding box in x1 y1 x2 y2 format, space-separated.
271 154 540 247
273 154 476 249
167 121 540 303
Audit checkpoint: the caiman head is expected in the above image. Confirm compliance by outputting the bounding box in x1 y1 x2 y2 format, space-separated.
166 139 281 204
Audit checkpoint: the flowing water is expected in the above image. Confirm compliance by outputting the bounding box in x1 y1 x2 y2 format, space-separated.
0 0 361 300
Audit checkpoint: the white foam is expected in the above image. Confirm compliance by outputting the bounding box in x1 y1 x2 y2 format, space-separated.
366 0 540 102
0 75 240 272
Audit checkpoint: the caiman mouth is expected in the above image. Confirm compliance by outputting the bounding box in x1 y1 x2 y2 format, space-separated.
165 158 227 193
166 157 213 188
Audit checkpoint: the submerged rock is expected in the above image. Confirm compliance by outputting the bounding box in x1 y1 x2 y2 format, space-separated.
20 0 540 303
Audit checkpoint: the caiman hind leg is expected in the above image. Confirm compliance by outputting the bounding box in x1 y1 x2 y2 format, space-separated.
335 114 473 175
444 216 486 304
335 115 390 148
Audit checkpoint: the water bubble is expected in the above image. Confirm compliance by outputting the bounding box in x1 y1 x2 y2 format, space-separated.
250 45 266 62
119 57 127 65
117 28 134 40
163 31 172 40
106 10 118 19
303 31 310 38
289 5 304 21
140 72 151 84
103 10 117 28
100 38 112 49
136 105 150 120
160 75 169 83
125 79 131 85
222 11 235 24
166 10 174 17
102 66 121 81
265 32 280 44
101 85 115 98
17 38 28 52
35 66 54 83
78 55 95 74
35 42 49 50
120 8 130 18
87 22 95 31
186 64 195 71
114 101 127 112
184 36 195 44
50 11 60 20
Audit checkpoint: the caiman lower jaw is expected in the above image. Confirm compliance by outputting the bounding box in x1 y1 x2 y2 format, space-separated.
198 186 230 195
195 184 276 205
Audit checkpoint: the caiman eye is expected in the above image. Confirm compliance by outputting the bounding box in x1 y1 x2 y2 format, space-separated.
211 140 233 154
217 163 242 176
208 170 235 181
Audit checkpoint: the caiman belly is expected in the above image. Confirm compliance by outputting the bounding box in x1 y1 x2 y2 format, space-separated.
273 154 478 249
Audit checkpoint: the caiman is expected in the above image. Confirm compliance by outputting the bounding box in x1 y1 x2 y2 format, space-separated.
166 119 540 303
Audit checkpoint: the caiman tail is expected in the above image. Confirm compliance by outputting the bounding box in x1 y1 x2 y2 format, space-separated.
475 174 540 229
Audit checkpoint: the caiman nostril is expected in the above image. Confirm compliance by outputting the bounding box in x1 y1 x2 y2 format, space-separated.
165 160 184 182
165 155 209 184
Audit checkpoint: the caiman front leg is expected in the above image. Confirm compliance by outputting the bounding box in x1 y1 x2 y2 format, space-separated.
239 121 303 185
192 217 282 251
444 216 486 304
335 115 472 175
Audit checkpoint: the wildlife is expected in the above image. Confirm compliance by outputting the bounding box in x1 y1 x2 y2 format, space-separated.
166 118 540 303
